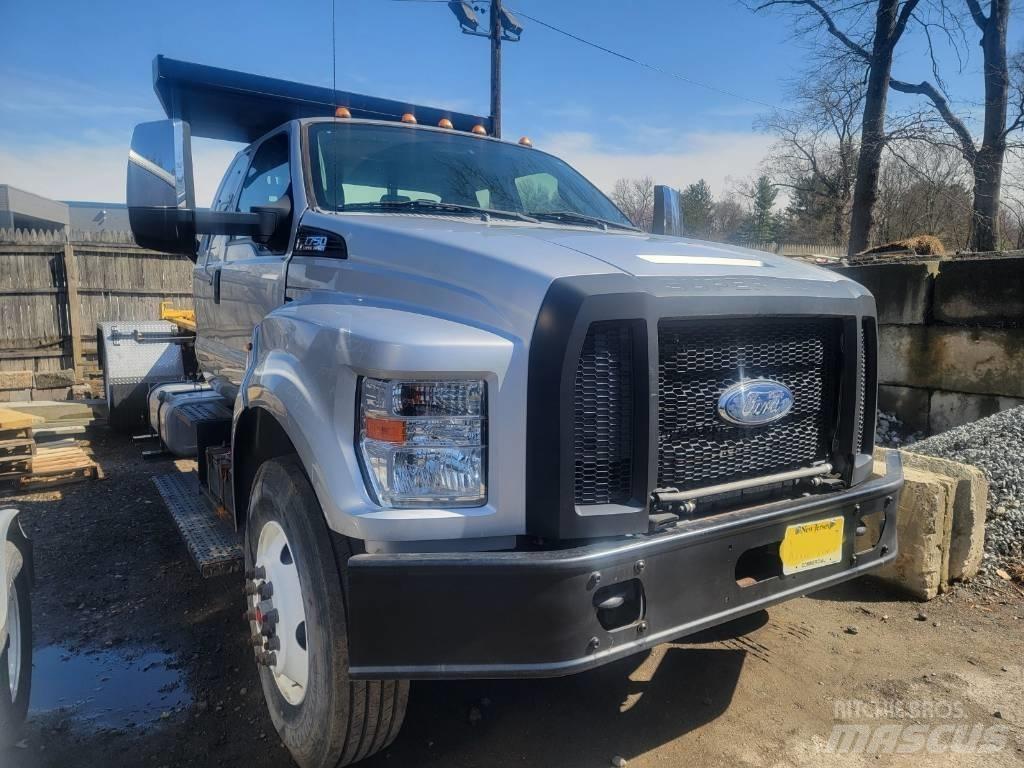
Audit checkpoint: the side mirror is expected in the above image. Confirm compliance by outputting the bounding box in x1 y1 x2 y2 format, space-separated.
127 119 286 261
652 184 684 236
127 120 199 257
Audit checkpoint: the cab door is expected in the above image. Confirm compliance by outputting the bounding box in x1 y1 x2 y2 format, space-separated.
194 150 250 384
208 131 294 389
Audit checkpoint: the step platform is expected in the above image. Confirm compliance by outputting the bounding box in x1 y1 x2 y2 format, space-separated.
153 471 243 578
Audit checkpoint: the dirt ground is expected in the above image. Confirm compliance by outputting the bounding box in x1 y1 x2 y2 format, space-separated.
2 431 1022 768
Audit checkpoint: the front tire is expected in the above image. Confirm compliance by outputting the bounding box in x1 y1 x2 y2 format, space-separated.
244 456 407 768
0 532 32 748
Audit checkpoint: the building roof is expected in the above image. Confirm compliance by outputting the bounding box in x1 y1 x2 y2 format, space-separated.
0 185 70 230
153 56 493 144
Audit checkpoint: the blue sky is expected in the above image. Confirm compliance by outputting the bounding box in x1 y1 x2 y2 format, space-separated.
0 0 1010 205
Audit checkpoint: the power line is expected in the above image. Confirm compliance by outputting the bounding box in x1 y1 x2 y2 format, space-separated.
388 0 793 114
506 7 795 114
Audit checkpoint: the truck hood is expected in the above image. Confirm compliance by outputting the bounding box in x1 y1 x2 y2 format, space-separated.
303 211 847 282
289 212 862 343
525 227 847 280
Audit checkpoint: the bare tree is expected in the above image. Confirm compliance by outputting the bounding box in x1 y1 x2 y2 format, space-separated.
875 141 973 246
887 1 1017 251
996 141 1024 247
610 176 655 231
758 61 864 244
749 1 922 255
712 194 747 242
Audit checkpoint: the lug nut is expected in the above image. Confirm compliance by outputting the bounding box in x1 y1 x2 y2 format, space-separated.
250 636 265 648
244 582 260 596
257 651 278 667
261 608 279 627
258 582 274 600
245 566 267 581
266 636 281 651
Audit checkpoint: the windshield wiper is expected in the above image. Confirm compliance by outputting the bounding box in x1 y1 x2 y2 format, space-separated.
341 199 538 223
526 210 640 232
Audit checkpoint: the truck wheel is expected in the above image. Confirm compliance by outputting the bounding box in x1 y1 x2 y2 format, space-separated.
0 536 32 748
244 456 407 768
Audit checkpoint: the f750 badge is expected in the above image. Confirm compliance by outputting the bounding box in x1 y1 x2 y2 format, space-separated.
298 234 328 252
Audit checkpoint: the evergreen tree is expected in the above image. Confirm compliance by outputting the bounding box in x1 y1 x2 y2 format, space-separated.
681 179 715 238
744 175 780 243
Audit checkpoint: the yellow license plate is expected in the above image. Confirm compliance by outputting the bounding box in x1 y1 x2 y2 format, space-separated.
779 516 844 575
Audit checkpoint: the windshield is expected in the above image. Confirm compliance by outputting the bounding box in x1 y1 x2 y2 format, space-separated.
306 122 632 227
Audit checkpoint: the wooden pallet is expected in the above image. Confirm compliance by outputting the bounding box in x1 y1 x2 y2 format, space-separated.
0 407 44 432
0 428 34 443
0 437 35 458
1 443 103 490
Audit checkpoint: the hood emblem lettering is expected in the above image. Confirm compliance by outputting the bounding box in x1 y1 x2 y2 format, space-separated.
717 379 794 427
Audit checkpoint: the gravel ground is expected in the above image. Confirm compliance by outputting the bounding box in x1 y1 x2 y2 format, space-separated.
2 430 1022 767
909 405 1024 569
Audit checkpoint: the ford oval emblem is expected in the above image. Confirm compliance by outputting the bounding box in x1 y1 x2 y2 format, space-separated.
717 379 794 427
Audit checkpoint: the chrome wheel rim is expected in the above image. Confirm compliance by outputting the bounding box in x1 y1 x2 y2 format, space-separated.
7 581 20 699
254 521 308 705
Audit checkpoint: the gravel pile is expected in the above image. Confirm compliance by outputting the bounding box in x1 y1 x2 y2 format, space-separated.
908 406 1024 565
875 411 923 448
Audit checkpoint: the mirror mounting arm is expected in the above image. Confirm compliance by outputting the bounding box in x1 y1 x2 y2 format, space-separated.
194 209 277 242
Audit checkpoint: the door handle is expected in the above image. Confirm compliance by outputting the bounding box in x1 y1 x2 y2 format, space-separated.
212 267 222 304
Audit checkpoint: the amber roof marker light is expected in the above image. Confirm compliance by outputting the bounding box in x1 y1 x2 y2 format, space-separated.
518 136 533 147
401 113 418 124
334 106 351 118
438 118 454 129
471 124 488 136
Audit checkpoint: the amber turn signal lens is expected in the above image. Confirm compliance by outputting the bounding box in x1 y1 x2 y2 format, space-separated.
471 124 487 136
334 106 351 118
401 113 417 124
364 416 407 443
438 118 454 129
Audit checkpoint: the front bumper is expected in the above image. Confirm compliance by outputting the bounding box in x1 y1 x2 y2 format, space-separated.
347 450 902 680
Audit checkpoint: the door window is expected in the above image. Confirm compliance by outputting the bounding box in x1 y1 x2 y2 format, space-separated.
201 151 250 264
237 134 291 213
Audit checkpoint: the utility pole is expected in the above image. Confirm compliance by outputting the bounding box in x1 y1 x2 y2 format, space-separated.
446 1 522 138
490 0 502 138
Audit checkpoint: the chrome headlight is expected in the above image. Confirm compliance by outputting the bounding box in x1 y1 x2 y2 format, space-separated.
358 378 486 507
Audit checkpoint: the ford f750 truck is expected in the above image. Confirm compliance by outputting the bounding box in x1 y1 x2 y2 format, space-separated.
114 56 902 768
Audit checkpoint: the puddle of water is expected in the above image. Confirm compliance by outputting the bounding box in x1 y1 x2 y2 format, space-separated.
29 645 191 729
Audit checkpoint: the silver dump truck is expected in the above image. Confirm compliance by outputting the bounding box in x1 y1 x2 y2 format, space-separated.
112 56 902 767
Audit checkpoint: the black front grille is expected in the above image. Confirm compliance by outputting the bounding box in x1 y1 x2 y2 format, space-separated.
858 317 877 453
573 322 635 505
657 318 841 491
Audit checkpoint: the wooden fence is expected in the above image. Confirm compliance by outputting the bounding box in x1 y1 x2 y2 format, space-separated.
747 242 849 260
0 228 193 377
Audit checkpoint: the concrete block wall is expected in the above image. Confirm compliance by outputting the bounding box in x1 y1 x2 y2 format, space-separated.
0 368 77 402
832 255 1024 435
